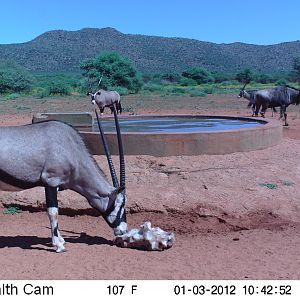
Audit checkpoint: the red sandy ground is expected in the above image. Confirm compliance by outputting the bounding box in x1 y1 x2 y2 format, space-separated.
0 94 300 280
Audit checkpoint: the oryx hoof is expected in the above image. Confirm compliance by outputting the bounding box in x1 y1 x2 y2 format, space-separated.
52 238 66 252
55 245 66 253
58 236 66 245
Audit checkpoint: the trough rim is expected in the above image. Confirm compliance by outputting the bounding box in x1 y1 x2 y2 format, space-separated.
86 114 280 136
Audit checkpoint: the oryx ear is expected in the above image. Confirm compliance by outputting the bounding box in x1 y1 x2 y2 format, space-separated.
86 92 91 96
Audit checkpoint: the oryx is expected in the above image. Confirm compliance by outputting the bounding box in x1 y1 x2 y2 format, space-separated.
87 89 122 115
0 105 128 252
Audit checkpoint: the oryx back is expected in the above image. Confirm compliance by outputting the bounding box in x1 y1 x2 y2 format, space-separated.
0 121 92 191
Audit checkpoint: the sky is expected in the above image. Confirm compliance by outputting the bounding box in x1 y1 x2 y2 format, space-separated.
0 0 299 45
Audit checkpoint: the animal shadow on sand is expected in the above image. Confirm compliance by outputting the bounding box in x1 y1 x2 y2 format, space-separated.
0 229 114 252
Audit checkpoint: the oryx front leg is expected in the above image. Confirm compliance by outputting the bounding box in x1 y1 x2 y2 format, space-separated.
45 187 66 253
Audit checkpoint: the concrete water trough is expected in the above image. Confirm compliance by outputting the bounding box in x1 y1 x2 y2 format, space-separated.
33 113 283 156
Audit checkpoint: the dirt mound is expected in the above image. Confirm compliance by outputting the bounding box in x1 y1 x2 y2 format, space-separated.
127 209 294 236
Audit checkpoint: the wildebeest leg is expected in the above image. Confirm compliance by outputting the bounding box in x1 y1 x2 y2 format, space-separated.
251 104 255 117
254 104 260 117
45 187 66 253
282 106 288 126
279 106 284 121
260 104 267 118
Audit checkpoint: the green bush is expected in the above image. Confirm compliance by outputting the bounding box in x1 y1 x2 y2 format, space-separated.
169 87 186 94
113 86 129 95
293 57 300 83
275 79 288 86
32 87 50 98
147 72 182 85
143 83 164 92
5 93 21 100
255 73 272 84
179 77 198 86
182 67 214 84
0 60 34 93
202 86 215 94
212 72 235 83
48 80 71 95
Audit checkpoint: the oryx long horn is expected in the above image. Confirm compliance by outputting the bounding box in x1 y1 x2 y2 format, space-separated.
111 104 126 190
242 82 247 90
98 75 103 87
95 109 119 188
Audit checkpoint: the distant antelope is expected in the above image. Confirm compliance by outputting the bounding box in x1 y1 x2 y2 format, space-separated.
0 105 127 252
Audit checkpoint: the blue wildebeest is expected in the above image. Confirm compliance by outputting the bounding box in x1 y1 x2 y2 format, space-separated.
87 89 122 115
238 88 258 116
238 85 277 117
0 105 128 252
248 86 300 126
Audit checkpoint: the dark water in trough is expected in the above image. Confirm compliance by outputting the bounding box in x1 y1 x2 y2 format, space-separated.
92 117 264 133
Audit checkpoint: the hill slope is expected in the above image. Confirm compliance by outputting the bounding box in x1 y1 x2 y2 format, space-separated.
0 27 300 74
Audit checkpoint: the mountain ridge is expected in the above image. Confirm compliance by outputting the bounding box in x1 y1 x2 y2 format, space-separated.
0 27 299 74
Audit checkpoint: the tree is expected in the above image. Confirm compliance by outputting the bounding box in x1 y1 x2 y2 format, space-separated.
293 57 300 83
47 79 71 95
236 68 254 84
255 73 272 84
179 77 198 86
182 67 214 84
0 60 34 93
160 72 182 83
211 71 234 83
80 52 143 93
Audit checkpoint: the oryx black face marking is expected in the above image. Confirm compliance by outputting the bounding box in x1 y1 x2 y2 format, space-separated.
53 226 59 237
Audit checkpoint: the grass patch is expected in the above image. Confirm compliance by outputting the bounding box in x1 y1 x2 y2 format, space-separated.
13 105 32 110
189 90 207 97
259 183 278 189
3 206 22 215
